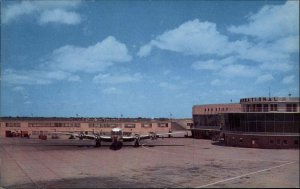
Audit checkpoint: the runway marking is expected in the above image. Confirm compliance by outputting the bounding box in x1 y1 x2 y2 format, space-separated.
194 161 296 188
141 144 291 163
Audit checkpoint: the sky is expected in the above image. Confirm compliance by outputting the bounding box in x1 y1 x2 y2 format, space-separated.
1 0 299 118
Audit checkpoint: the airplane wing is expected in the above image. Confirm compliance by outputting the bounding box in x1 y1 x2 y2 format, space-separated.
51 131 79 137
99 135 113 142
122 136 136 142
51 131 98 140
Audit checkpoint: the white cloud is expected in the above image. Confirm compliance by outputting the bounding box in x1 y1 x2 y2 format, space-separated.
219 64 260 78
137 43 154 57
48 36 132 73
210 79 228 86
222 89 241 96
228 1 299 40
210 79 221 86
255 74 274 84
192 59 223 71
102 87 121 95
163 70 171 75
259 62 293 72
39 9 81 25
93 73 142 84
282 75 295 84
158 82 178 90
138 19 235 57
137 2 298 82
2 1 36 23
2 69 80 85
12 86 25 92
2 0 81 25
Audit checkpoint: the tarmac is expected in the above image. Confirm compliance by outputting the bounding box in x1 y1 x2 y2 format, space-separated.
0 137 299 188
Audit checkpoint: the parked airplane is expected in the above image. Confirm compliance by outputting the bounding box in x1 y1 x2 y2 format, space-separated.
53 127 183 150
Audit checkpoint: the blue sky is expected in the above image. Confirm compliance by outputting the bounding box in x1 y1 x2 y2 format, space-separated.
1 0 299 118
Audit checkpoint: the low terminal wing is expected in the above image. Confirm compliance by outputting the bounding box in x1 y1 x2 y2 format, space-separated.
155 131 186 137
137 131 186 139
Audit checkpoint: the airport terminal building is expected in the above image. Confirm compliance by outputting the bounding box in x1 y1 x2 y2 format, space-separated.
0 117 173 139
192 97 300 149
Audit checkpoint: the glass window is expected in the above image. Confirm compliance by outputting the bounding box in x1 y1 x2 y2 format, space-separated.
292 104 297 112
274 122 283 133
274 114 284 122
248 122 256 132
256 121 265 132
263 104 268 112
266 113 274 121
265 121 274 132
286 104 293 112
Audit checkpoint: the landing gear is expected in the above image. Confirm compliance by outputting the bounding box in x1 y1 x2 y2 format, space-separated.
110 141 123 150
134 139 140 147
95 139 101 147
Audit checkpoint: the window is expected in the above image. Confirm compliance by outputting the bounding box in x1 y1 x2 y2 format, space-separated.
270 140 274 144
287 104 298 112
142 123 152 128
286 104 293 112
5 122 21 127
270 104 278 111
124 124 135 128
292 104 297 112
28 122 80 127
256 104 262 112
283 140 288 145
263 104 268 112
158 123 168 127
276 139 281 145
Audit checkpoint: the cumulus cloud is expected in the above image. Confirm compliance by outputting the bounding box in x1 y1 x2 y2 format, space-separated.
138 19 237 57
255 74 274 83
191 57 237 71
39 9 81 25
48 36 132 73
12 86 25 92
158 82 178 90
93 73 142 84
192 60 222 71
101 87 122 95
219 64 260 78
228 1 299 40
2 0 81 25
282 75 295 84
2 69 80 85
138 1 298 85
137 43 154 57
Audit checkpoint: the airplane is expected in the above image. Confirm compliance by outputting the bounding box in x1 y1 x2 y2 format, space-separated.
52 127 184 150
